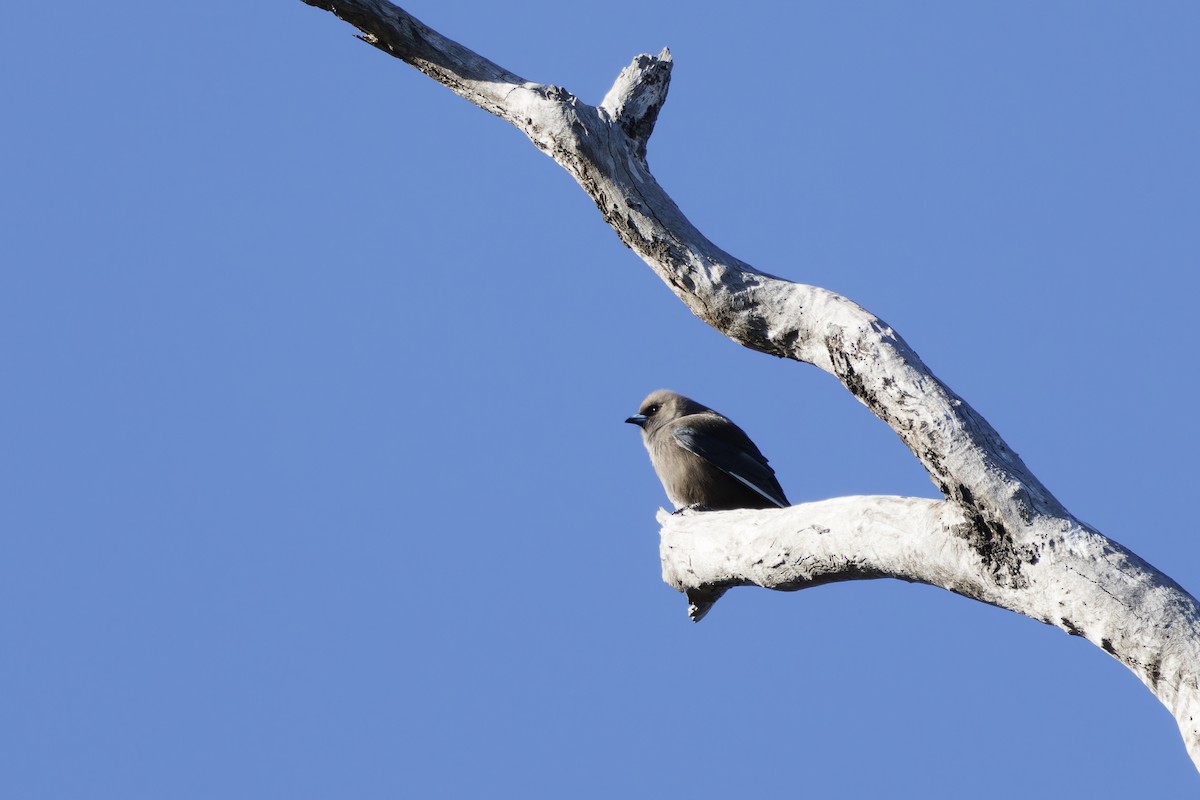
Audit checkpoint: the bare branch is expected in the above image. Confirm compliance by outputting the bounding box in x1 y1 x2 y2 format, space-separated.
662 499 1200 763
298 0 1200 770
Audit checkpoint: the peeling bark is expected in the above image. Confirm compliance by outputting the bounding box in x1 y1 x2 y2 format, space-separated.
298 0 1200 770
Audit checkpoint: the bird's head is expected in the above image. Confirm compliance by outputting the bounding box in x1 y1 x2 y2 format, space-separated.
624 390 709 434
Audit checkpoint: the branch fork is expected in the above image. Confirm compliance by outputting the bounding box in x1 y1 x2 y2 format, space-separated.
301 0 1200 769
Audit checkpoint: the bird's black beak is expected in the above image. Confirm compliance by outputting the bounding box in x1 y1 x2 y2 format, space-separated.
625 414 648 428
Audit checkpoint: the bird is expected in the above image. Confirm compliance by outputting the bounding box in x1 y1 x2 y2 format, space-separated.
625 389 789 511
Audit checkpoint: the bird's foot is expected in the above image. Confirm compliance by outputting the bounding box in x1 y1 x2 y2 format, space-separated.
673 503 714 514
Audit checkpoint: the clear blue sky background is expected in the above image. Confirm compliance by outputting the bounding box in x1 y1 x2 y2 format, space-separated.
4 2 1199 796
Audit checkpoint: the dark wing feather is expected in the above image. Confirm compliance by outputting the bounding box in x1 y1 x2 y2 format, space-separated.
672 420 789 508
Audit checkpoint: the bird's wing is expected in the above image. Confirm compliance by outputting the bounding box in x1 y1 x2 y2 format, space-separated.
672 422 789 508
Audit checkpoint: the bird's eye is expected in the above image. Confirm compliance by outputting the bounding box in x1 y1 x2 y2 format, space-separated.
646 404 660 415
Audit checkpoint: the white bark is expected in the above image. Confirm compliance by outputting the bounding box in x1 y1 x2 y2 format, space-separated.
299 0 1200 770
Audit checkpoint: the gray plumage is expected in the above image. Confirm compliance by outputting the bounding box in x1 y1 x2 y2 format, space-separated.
625 390 789 510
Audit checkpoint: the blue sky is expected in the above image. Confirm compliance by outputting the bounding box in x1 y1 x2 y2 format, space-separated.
4 2 1199 796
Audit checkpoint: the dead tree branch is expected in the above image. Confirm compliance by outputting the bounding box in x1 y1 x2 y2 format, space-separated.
298 0 1200 769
